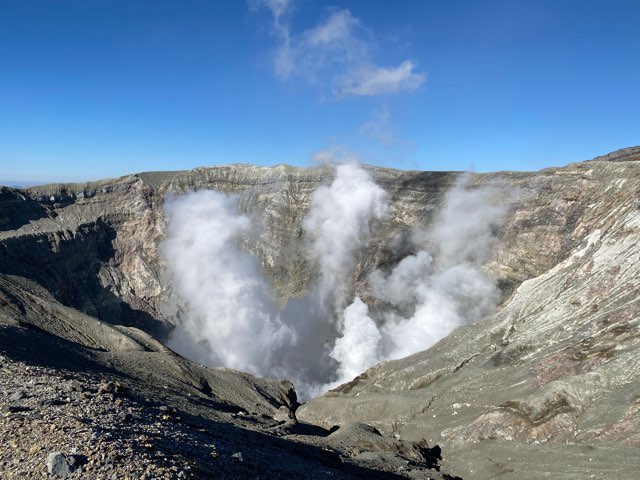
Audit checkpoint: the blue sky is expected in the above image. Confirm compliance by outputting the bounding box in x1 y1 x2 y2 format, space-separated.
1 0 639 183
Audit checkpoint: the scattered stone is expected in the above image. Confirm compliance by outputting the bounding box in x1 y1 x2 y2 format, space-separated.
118 411 131 422
269 418 298 436
46 399 66 407
9 389 26 402
231 452 243 462
65 381 84 393
97 381 125 396
46 452 76 476
273 405 295 423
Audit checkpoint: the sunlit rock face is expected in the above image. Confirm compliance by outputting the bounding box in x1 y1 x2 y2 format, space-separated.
0 148 639 478
298 158 640 478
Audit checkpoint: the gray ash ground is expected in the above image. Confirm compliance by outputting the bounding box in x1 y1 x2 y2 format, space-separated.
0 352 459 479
0 355 215 479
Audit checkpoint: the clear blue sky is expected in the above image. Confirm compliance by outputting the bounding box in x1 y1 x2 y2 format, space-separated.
1 0 639 183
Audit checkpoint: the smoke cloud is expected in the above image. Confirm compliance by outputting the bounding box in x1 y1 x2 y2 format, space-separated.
326 297 382 389
162 190 292 374
369 176 508 360
303 162 388 310
162 170 509 400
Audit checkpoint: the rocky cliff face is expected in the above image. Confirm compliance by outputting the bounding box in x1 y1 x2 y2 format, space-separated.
0 164 580 332
1 149 639 478
299 159 640 479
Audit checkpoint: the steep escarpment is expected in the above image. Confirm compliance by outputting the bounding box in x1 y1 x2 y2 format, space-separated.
299 159 640 478
0 163 599 331
0 177 168 335
3 166 463 331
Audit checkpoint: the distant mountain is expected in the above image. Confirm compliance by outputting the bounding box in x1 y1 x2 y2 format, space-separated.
0 180 40 188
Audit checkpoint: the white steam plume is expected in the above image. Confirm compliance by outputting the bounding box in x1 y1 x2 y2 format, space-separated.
326 296 381 388
303 162 388 310
372 175 508 360
162 190 292 375
299 161 388 392
327 175 509 384
430 177 508 267
285 161 389 396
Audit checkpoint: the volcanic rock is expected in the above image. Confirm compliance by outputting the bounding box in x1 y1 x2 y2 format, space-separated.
46 452 76 476
1 147 640 478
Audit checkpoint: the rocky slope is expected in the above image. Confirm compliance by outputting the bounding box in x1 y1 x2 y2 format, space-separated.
299 159 640 479
1 147 639 478
0 267 461 478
